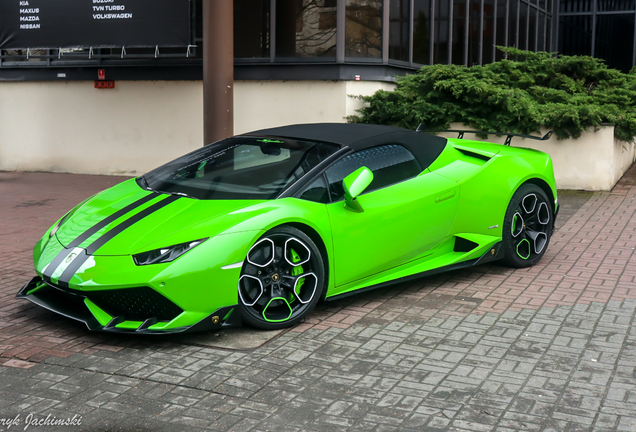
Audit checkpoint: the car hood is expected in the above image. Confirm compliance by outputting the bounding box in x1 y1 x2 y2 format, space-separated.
54 179 268 256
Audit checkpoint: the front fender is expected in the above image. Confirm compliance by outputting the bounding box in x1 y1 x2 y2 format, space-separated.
222 198 336 296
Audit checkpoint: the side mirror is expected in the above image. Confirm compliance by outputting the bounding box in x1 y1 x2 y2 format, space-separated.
343 166 373 211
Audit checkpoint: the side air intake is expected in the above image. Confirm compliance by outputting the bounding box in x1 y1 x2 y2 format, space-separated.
454 237 479 253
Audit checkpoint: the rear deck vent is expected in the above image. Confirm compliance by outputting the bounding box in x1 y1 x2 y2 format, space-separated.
454 237 479 253
456 148 491 162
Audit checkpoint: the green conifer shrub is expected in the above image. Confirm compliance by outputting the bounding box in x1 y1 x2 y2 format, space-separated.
349 47 636 142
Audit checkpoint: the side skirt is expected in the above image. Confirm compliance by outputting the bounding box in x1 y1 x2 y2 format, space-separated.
325 241 504 302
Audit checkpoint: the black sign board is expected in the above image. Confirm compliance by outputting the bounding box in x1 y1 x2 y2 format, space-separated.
0 0 191 49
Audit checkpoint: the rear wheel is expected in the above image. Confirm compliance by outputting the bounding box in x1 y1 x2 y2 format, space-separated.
502 184 553 268
238 226 325 330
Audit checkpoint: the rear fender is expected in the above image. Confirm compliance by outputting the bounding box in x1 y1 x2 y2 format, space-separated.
445 152 555 239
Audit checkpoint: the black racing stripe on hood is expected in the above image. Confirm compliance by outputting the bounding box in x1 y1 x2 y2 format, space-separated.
43 192 159 282
57 195 181 289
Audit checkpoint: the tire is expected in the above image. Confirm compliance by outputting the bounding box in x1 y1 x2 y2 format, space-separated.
238 226 326 330
502 184 554 268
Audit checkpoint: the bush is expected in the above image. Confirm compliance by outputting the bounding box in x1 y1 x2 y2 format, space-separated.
348 47 636 142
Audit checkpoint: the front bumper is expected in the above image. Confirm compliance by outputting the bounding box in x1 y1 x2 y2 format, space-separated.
16 276 241 334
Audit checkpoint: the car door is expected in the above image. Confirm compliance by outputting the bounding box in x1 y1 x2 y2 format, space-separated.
324 144 459 287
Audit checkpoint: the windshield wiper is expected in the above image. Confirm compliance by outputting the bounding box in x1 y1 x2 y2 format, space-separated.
155 190 199 200
170 191 198 200
140 177 197 200
137 176 152 191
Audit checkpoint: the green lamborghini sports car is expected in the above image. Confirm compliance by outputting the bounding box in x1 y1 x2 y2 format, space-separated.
17 123 558 333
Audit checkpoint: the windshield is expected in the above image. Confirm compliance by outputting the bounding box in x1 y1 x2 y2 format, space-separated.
140 136 340 200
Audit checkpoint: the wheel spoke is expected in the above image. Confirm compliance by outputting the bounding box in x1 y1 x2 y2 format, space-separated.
284 237 311 266
525 210 539 225
511 212 524 237
522 194 537 214
238 274 264 307
536 201 550 225
246 238 275 268
262 297 293 322
516 238 531 259
526 228 548 254
283 273 318 305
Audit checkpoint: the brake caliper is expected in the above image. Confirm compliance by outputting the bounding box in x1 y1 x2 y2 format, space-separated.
289 248 304 303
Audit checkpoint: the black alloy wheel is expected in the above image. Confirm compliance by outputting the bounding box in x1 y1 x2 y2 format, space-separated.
238 226 325 330
502 184 554 268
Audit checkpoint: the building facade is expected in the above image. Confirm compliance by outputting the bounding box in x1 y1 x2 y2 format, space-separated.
1 0 561 81
0 0 632 175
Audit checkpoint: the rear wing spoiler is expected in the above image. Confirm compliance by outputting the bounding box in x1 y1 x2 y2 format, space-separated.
416 123 553 146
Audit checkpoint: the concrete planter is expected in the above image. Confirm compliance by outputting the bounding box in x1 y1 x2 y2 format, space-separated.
0 80 396 176
1 80 631 190
437 124 636 191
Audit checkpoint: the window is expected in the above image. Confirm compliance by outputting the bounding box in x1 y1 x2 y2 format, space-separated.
595 13 635 72
413 0 431 65
235 0 270 58
452 0 468 64
142 137 339 200
346 0 382 58
467 1 482 65
508 0 518 49
519 1 528 50
324 145 422 201
482 0 496 64
547 15 552 49
559 15 592 56
538 11 546 51
598 0 635 11
528 5 537 52
299 175 330 203
276 0 337 58
390 0 411 61
495 0 508 61
561 0 592 13
433 0 450 64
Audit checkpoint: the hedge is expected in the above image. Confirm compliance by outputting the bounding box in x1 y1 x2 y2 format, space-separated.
348 47 636 142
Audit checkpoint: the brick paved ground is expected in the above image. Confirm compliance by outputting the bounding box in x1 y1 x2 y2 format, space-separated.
0 166 635 431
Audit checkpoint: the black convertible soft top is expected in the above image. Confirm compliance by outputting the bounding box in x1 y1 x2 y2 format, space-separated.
245 123 448 171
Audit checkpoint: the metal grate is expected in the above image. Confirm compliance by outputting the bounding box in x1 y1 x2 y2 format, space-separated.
86 287 183 322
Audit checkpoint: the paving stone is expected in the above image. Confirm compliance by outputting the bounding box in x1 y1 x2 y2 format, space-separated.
2 163 636 431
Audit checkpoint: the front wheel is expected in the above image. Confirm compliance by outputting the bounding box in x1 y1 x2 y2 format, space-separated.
502 184 554 268
238 226 326 330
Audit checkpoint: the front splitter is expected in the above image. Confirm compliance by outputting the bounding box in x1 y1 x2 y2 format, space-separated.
16 276 241 334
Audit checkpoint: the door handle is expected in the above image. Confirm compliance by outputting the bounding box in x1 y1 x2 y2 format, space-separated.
435 190 456 203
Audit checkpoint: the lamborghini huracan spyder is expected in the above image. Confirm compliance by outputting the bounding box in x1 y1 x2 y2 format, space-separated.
17 123 558 332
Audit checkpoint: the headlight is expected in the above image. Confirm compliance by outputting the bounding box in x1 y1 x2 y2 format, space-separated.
132 238 208 266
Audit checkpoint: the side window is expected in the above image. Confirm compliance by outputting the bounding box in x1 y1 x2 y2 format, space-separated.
299 175 330 203
325 144 421 201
